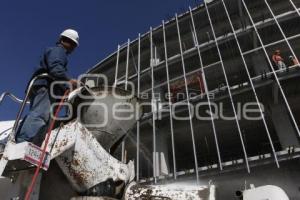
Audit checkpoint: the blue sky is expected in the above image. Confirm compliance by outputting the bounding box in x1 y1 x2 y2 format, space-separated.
0 0 203 120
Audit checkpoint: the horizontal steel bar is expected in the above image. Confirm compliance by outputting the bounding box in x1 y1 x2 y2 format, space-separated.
114 10 299 84
139 147 300 183
139 65 300 121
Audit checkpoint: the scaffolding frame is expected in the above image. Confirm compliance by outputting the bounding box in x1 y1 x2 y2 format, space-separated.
105 0 300 183
203 0 250 173
220 0 280 167
113 9 300 85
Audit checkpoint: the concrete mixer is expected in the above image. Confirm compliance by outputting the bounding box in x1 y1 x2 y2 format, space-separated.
0 86 290 200
0 86 216 200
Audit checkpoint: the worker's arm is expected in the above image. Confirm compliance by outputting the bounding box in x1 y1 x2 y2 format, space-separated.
45 47 70 81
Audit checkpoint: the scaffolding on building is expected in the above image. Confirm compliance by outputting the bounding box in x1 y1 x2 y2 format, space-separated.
86 0 300 195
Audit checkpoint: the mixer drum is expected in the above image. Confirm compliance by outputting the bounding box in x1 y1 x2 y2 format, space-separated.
72 86 142 151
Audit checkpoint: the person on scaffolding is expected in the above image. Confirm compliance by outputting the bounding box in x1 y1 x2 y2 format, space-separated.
289 55 299 67
15 29 79 145
272 49 286 70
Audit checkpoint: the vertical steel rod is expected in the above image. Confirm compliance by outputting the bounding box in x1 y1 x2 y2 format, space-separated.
241 0 300 137
162 20 177 179
125 39 130 90
189 7 223 171
203 1 250 173
175 14 200 183
288 0 300 17
136 33 141 182
114 45 121 87
150 27 157 183
221 0 279 167
264 0 300 136
121 39 131 163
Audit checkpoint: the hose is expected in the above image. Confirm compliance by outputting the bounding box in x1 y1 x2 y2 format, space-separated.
24 90 70 200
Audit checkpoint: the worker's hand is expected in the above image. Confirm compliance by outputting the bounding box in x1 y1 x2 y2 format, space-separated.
69 79 79 90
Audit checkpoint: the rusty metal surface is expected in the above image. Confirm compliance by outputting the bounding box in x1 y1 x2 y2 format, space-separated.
124 182 215 200
70 197 118 200
46 120 77 159
50 121 135 193
43 87 140 193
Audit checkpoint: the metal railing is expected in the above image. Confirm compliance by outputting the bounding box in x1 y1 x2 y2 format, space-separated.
8 73 53 142
0 93 28 138
0 92 28 106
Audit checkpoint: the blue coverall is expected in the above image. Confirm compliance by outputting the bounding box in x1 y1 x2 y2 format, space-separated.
15 44 70 144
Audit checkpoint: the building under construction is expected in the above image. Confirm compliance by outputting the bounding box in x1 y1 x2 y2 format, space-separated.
85 0 300 199
0 0 300 199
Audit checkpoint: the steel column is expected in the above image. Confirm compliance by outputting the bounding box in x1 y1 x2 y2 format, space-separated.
162 20 177 179
136 34 141 182
122 39 131 163
150 27 158 183
114 45 121 87
288 0 300 17
125 39 130 90
189 7 223 171
175 14 200 183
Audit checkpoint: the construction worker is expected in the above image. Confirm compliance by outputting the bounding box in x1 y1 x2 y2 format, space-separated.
272 49 286 70
289 55 299 66
15 29 79 145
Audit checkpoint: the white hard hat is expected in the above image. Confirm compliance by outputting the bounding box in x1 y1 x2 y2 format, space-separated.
60 29 79 46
